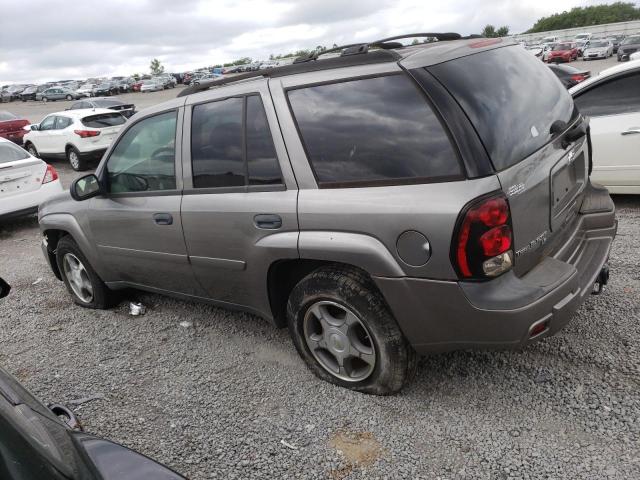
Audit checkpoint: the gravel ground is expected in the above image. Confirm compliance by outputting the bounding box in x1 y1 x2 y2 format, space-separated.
0 194 638 479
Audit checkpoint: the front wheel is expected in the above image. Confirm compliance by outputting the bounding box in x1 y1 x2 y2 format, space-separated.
67 146 87 171
56 236 117 309
287 266 416 395
25 142 38 158
66 95 72 100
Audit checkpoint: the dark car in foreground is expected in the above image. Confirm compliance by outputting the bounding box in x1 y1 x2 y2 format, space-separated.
0 111 29 144
0 277 185 480
547 63 591 89
39 34 616 395
617 35 640 61
68 97 136 118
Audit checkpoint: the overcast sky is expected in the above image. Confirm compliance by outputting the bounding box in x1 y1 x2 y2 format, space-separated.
0 0 630 84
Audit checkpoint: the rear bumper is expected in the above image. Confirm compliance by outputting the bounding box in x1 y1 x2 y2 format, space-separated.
375 183 617 355
77 148 107 160
0 181 64 220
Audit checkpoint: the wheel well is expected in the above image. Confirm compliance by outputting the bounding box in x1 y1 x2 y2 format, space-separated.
43 229 70 280
267 259 377 328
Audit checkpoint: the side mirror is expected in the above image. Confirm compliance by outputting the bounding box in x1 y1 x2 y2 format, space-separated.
0 277 10 299
30 124 39 131
70 174 102 201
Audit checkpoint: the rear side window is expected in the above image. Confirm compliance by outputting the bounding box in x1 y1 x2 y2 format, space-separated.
288 74 461 187
430 46 575 171
0 143 30 163
55 117 72 129
573 72 640 117
190 95 282 189
82 113 126 128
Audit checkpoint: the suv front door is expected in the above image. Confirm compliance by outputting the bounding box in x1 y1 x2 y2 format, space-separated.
180 80 298 317
88 108 203 295
34 115 58 154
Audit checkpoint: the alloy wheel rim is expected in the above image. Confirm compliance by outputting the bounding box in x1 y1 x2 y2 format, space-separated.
62 253 93 303
303 300 376 382
69 151 79 168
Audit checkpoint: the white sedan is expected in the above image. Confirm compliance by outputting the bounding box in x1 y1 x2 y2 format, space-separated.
0 137 63 220
570 60 640 194
582 40 613 60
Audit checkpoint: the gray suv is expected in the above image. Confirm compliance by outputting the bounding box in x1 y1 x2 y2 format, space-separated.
39 34 617 394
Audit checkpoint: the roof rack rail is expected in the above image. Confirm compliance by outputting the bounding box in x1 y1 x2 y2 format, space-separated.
177 32 475 98
293 32 463 63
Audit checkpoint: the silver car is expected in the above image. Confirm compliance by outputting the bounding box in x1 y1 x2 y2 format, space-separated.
36 87 81 102
39 34 617 394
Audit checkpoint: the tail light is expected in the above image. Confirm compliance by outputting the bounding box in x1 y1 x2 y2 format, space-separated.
452 193 514 279
570 74 586 83
42 164 58 184
74 129 100 138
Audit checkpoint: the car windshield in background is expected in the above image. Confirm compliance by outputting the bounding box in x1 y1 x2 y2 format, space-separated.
0 142 30 163
93 99 124 108
0 111 17 121
590 42 608 48
82 113 126 128
622 36 640 45
429 45 575 171
553 44 572 51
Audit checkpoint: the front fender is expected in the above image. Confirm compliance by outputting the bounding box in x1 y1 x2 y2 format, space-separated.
39 213 108 279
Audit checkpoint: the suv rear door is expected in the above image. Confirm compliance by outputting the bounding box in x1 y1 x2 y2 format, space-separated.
428 45 587 276
180 79 298 316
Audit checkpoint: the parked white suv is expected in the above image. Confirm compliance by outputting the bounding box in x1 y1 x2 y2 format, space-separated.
23 109 126 171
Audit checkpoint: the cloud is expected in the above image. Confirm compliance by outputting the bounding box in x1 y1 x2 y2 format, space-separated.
0 0 621 84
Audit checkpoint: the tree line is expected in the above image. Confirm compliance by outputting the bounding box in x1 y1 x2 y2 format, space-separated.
527 2 640 33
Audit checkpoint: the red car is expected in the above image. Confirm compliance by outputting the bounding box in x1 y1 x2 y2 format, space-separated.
546 42 578 63
0 111 29 145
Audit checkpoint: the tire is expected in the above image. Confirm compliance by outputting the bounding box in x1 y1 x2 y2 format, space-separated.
66 146 87 171
25 142 39 158
66 95 72 100
287 265 417 395
56 236 117 309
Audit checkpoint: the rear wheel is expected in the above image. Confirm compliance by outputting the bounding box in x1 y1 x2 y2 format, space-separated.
67 146 87 171
56 236 117 309
287 266 416 395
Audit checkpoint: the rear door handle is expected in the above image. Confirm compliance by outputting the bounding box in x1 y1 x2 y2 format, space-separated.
254 214 282 230
153 213 173 225
621 127 640 136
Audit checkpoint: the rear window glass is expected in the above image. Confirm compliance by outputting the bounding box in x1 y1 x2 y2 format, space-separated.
430 46 575 171
0 143 30 163
288 74 461 187
93 99 123 108
0 111 17 121
82 113 126 128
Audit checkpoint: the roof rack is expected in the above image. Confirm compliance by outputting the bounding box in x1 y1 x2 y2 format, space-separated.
293 33 462 63
177 32 470 98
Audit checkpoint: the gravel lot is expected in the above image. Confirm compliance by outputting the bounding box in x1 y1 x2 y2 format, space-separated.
1 68 639 479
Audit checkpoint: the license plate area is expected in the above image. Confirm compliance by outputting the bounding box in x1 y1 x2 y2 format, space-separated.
550 151 586 232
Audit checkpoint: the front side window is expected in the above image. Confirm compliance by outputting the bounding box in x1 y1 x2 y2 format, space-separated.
287 74 461 187
574 72 640 117
106 111 177 193
39 116 56 131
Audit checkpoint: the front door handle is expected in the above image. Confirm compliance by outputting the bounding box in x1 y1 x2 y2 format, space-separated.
153 213 173 225
621 127 640 136
254 214 282 230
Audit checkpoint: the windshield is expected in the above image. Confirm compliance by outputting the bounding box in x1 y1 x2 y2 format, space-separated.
553 44 572 51
0 111 17 121
429 45 575 171
589 42 608 48
0 142 30 163
622 36 640 45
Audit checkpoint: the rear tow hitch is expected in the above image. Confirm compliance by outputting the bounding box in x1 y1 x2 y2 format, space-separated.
592 264 610 295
